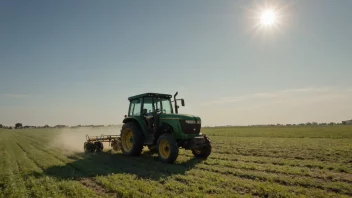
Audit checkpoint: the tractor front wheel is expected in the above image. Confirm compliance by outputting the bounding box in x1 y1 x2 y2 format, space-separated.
192 136 212 158
120 122 144 156
157 134 179 163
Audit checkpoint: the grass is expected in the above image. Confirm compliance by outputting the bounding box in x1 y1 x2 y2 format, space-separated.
0 125 351 197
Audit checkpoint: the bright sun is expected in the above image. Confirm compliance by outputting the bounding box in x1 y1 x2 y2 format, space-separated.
246 1 289 34
246 0 288 33
260 9 277 26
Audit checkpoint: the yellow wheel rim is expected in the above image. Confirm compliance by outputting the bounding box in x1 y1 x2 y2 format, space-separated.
122 128 133 152
159 139 170 159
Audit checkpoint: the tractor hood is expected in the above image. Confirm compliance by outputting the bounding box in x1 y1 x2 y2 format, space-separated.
160 113 201 122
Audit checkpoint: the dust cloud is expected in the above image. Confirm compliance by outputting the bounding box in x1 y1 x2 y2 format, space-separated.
49 126 121 154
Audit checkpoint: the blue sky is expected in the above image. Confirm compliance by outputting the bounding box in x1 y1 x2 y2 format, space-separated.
1 0 351 126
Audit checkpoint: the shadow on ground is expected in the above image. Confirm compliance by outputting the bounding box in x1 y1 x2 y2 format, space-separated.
30 150 204 181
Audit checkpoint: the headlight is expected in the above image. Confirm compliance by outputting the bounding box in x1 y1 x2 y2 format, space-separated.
185 120 196 124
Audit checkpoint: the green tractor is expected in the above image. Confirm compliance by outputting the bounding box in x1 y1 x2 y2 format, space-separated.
120 92 211 163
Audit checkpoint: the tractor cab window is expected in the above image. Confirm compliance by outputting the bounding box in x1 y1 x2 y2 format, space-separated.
161 99 173 114
143 97 154 115
129 99 141 116
154 97 163 114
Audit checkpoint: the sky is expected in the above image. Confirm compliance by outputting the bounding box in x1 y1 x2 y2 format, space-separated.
1 0 351 126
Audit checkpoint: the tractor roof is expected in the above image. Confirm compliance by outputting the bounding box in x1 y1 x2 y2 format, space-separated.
128 93 172 101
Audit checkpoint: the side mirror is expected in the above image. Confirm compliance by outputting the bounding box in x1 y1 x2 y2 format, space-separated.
181 99 185 106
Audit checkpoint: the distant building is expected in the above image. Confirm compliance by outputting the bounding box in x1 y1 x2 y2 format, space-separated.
342 119 352 125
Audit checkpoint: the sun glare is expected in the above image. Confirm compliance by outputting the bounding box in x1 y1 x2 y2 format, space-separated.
246 1 289 34
260 9 277 26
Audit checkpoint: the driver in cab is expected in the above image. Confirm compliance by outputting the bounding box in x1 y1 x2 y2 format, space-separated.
143 109 154 131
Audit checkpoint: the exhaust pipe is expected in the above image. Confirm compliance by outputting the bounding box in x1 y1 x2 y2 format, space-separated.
174 92 179 114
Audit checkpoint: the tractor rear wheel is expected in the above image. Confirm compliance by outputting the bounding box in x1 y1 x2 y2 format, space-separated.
120 122 144 156
192 136 212 158
157 134 179 163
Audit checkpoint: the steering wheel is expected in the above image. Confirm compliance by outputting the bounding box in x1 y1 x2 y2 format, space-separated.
155 109 161 113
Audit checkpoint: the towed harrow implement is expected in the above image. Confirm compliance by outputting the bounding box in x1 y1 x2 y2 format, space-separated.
84 134 121 153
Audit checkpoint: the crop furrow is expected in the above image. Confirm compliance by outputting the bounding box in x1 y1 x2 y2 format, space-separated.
199 159 352 183
13 133 49 148
15 142 44 172
195 165 352 196
15 139 117 197
79 178 116 197
194 153 351 174
185 168 348 198
213 162 352 184
20 139 120 197
212 150 317 160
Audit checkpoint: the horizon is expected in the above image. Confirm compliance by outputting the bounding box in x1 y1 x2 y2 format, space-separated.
1 1 351 126
1 119 350 128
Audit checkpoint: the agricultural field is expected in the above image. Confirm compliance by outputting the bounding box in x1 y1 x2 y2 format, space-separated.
0 126 351 198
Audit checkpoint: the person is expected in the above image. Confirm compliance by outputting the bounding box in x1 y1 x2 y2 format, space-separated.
144 109 154 131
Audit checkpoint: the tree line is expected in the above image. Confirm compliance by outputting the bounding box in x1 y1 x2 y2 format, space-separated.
0 123 120 129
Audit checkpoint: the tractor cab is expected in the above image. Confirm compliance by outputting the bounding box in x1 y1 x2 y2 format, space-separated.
129 93 172 131
127 93 184 133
